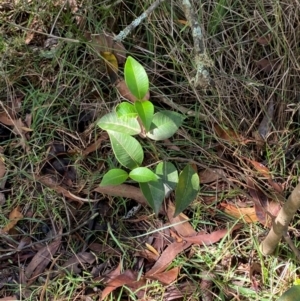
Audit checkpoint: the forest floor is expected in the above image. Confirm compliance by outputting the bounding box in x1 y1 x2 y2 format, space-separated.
0 0 300 300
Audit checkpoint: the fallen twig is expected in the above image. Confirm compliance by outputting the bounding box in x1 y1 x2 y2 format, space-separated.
113 0 166 43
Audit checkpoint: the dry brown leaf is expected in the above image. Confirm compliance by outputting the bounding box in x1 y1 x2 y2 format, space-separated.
249 160 270 177
91 33 126 65
0 297 19 301
145 241 192 276
88 242 120 256
25 236 61 285
63 252 96 274
116 79 150 102
256 58 280 73
247 178 281 226
256 34 272 45
134 249 159 262
1 206 23 233
198 168 225 184
213 124 245 144
82 132 108 156
101 270 146 301
181 225 241 245
220 202 258 223
94 184 149 208
37 175 92 205
166 203 197 237
146 266 179 285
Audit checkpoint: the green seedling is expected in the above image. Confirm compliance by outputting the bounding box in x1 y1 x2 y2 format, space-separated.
97 56 199 216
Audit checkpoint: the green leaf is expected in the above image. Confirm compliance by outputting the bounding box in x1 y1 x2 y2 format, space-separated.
147 111 185 140
129 167 157 183
155 162 178 196
174 164 199 217
108 130 144 169
277 286 300 301
97 112 141 135
124 56 149 100
140 181 165 216
100 169 128 186
134 100 154 131
116 102 137 118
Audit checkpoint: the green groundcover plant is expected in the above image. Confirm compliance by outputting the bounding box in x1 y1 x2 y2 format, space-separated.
97 56 199 216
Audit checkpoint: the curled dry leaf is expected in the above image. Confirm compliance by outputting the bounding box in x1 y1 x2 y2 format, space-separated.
213 124 247 144
1 206 23 233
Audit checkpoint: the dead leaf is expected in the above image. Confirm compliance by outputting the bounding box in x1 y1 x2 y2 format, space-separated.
248 160 270 178
101 269 146 301
90 33 126 65
116 79 150 102
25 237 61 285
94 184 150 208
88 242 120 256
247 178 281 226
220 202 258 223
166 203 197 237
82 132 108 156
256 58 280 73
256 34 272 45
135 249 159 262
258 98 274 139
38 175 94 205
63 252 96 274
145 243 160 256
198 168 225 184
181 225 241 245
1 206 23 233
213 124 246 144
146 266 179 285
0 297 19 301
145 241 192 276
249 262 262 292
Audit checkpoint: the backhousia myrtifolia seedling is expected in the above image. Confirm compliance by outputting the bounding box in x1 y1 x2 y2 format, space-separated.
97 56 199 216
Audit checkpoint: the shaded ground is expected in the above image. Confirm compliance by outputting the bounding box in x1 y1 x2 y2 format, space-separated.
0 0 300 300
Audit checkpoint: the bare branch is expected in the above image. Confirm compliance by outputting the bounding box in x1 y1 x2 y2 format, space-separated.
113 0 166 43
181 0 213 88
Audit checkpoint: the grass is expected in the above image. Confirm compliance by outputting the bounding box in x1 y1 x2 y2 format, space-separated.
0 0 300 300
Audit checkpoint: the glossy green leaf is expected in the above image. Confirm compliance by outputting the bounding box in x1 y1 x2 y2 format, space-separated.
147 111 185 141
174 164 199 217
129 167 157 183
116 102 137 118
108 130 143 169
124 56 149 100
140 181 165 216
277 286 300 301
100 169 128 186
134 100 154 132
155 162 178 196
97 112 140 135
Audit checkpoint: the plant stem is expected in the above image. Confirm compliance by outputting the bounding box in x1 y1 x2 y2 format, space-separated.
260 181 300 255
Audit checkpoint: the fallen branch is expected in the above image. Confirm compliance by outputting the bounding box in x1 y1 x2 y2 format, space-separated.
260 181 300 256
113 0 166 43
181 0 213 88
